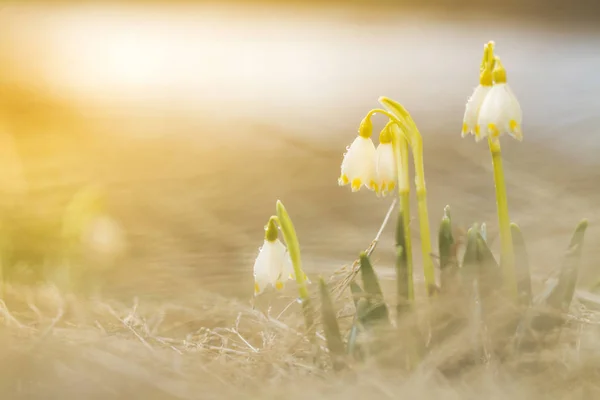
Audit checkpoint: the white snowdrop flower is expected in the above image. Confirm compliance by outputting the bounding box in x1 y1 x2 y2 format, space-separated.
375 126 397 196
338 117 377 192
477 57 523 142
253 218 293 295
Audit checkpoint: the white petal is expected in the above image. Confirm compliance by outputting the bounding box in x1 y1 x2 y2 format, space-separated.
253 239 287 295
253 249 271 295
462 85 491 137
339 136 376 192
506 85 523 140
477 83 522 141
375 143 397 196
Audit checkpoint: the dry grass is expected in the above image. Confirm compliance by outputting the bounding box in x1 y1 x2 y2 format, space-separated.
1 258 600 400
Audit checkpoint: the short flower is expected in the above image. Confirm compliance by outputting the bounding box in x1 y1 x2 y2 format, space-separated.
476 57 522 142
338 117 377 192
253 218 293 295
375 126 397 196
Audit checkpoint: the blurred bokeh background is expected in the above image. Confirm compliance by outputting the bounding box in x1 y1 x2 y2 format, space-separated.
1 0 600 302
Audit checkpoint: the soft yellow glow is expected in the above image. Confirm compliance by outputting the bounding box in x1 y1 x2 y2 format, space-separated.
1 4 338 108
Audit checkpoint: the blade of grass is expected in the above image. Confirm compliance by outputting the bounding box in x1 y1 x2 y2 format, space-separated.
319 277 345 370
511 223 532 307
359 252 389 327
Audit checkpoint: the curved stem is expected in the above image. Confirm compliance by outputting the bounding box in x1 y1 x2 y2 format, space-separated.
274 201 316 343
376 99 436 295
275 201 310 301
488 138 517 300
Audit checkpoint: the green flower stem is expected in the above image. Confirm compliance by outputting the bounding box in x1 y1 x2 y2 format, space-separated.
412 140 435 295
368 103 436 295
391 124 414 302
488 138 517 300
275 200 314 333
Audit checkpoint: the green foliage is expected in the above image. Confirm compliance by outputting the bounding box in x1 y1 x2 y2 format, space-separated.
544 219 588 313
438 206 458 292
511 223 532 307
275 200 314 338
460 224 480 292
318 277 345 370
358 252 389 327
395 212 410 316
316 208 591 370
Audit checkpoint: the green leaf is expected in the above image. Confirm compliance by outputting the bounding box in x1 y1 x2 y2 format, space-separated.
395 211 410 317
522 220 589 344
461 224 480 289
347 298 369 361
476 233 502 314
359 252 389 326
319 277 345 370
360 252 383 297
275 200 314 338
350 281 364 309
544 219 588 313
511 223 532 306
379 96 411 122
438 208 456 291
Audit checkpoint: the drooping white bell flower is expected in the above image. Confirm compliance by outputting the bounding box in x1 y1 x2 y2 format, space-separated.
477 57 523 142
338 117 377 192
253 217 293 295
375 126 397 197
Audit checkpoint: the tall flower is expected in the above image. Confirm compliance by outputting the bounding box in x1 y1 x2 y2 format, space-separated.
461 41 521 300
253 217 293 295
338 117 377 192
477 56 523 142
375 125 397 197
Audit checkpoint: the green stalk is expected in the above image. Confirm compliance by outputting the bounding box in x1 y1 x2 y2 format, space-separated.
275 200 314 334
391 124 414 307
374 100 435 294
318 277 345 370
511 223 532 306
488 138 517 301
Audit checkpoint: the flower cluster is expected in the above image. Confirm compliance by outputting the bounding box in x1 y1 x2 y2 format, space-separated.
338 119 398 197
462 41 522 143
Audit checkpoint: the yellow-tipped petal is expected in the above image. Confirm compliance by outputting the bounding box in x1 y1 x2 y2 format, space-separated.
368 179 379 193
338 174 349 186
509 120 522 141
477 83 522 142
340 136 377 193
488 123 499 138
